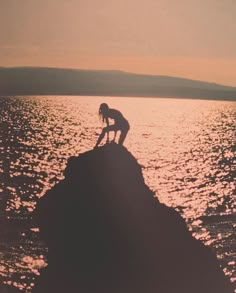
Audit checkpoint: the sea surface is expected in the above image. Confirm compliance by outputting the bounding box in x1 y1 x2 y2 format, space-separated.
0 96 235 292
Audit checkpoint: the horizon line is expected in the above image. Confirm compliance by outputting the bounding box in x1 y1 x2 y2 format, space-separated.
1 65 236 89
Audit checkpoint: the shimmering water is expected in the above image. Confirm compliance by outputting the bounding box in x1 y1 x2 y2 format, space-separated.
0 96 235 292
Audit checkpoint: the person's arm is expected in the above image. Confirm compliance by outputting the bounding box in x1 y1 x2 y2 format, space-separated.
106 117 109 142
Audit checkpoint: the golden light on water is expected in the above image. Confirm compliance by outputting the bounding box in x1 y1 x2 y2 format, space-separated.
0 96 235 291
2 96 234 219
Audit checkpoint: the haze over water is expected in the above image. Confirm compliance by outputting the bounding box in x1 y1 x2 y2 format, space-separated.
0 96 235 292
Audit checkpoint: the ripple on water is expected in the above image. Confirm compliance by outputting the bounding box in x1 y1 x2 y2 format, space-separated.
0 96 235 291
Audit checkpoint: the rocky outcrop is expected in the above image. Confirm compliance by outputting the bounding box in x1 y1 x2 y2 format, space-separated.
0 285 21 293
33 143 233 293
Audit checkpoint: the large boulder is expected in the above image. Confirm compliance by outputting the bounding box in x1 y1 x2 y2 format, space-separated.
33 143 233 293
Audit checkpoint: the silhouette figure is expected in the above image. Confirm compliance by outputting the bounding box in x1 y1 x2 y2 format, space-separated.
95 103 130 148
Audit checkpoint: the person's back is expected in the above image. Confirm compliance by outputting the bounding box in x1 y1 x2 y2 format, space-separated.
108 108 127 126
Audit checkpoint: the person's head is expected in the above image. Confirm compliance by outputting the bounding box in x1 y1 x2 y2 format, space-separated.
99 103 109 122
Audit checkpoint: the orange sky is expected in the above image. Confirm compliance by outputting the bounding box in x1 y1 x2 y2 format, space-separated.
1 0 236 86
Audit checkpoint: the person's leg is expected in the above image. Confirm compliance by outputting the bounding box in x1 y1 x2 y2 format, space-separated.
118 123 130 145
112 130 118 142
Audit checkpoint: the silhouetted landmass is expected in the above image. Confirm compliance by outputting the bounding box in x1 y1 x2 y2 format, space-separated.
0 67 236 100
33 143 233 293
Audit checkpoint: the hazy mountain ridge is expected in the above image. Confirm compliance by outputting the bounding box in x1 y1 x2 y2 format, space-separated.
0 67 235 100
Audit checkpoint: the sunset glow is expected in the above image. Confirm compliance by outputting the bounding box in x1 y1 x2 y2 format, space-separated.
1 1 236 291
1 0 236 86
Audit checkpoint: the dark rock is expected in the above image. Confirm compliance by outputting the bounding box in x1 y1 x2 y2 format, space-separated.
33 143 233 293
0 285 21 293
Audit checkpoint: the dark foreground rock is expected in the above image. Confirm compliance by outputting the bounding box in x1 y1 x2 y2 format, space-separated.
0 285 21 293
33 143 233 293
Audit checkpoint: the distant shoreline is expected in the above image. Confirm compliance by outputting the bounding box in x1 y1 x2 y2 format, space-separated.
1 94 236 102
1 67 236 101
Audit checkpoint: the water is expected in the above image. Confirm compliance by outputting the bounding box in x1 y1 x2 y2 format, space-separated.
0 96 235 292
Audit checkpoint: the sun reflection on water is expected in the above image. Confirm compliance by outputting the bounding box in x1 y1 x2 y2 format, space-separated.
0 96 235 291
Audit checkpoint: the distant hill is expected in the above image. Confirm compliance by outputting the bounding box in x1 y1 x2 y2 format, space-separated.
0 67 236 101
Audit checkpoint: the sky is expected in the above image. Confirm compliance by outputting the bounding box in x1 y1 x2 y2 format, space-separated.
0 0 236 86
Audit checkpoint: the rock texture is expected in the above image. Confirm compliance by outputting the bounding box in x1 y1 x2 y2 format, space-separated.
33 143 233 293
0 285 21 293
